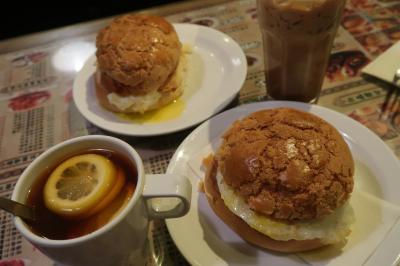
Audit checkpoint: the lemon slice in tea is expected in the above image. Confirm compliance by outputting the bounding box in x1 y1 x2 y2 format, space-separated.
67 181 135 239
84 165 126 218
43 154 117 219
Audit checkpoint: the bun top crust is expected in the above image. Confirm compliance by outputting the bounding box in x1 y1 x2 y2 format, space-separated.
216 108 354 221
96 14 181 94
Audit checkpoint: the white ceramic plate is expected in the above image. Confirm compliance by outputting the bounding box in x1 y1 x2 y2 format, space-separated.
166 101 400 266
73 23 247 136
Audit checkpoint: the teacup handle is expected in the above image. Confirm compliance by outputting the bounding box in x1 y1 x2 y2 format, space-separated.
142 174 191 219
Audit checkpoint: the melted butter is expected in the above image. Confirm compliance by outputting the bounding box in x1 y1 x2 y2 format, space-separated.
116 98 185 124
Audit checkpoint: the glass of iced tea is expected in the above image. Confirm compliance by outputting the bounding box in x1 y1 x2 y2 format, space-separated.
257 0 346 102
11 135 191 266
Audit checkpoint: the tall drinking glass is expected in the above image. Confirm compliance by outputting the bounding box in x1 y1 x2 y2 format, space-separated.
257 0 346 102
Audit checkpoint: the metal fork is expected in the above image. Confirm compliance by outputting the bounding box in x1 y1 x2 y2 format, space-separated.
380 69 400 122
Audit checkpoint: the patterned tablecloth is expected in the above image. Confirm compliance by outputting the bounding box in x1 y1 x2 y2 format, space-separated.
0 0 399 265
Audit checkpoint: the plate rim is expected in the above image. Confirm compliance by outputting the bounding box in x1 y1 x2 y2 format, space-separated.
72 23 247 137
165 100 400 266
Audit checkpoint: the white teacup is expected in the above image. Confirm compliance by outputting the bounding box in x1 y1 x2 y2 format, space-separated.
11 135 191 266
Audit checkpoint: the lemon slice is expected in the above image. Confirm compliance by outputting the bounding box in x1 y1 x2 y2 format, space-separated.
84 165 126 218
67 181 135 239
43 154 117 219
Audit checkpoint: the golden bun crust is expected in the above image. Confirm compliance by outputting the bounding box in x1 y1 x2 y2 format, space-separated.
216 108 354 221
203 156 325 253
96 14 181 94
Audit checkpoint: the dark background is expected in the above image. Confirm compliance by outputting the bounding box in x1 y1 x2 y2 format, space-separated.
0 2 184 40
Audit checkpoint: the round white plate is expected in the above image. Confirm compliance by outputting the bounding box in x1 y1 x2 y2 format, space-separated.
73 23 247 136
166 101 400 266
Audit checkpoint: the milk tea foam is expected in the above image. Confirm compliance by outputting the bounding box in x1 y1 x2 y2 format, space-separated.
257 0 346 102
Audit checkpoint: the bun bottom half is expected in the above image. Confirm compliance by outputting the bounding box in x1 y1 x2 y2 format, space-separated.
94 69 183 114
203 156 325 253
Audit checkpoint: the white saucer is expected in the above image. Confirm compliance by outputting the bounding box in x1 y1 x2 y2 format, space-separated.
73 23 247 136
166 101 400 266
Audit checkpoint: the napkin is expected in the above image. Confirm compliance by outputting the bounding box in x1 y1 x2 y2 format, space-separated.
298 191 400 266
188 142 400 266
362 41 400 86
